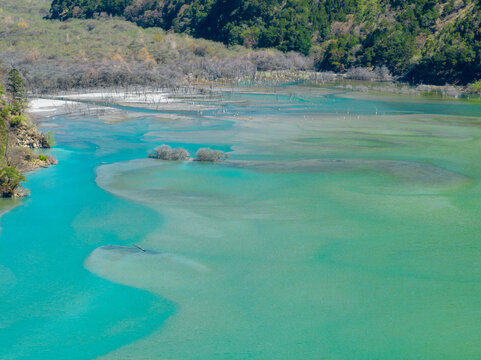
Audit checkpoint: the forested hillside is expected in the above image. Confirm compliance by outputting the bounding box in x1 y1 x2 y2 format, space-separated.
3 0 323 93
48 0 481 85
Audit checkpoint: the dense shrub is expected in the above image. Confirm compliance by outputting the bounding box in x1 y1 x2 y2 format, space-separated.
9 115 27 127
196 148 228 162
468 80 481 94
170 147 190 160
150 144 189 160
45 131 55 148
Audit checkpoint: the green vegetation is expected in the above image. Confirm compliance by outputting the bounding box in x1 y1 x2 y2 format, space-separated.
0 82 24 197
0 166 26 197
9 115 27 127
468 80 481 94
1 0 480 89
0 109 7 167
2 0 314 92
49 0 317 54
0 69 56 197
45 0 481 85
7 68 27 113
45 131 56 147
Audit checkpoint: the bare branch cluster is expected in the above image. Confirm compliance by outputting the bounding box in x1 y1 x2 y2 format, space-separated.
149 145 190 160
195 148 228 162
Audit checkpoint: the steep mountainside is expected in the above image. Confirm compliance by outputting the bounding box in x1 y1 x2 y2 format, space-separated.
48 0 481 84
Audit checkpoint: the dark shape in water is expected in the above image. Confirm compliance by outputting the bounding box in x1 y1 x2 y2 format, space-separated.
133 244 146 252
100 244 159 255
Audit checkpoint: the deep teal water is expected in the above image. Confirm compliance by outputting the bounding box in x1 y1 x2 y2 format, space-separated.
1 86 481 359
0 118 172 359
0 111 233 359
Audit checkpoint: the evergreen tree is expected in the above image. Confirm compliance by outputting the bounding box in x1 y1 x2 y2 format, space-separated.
7 68 26 115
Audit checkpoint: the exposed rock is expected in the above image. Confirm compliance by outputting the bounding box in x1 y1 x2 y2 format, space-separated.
13 123 50 149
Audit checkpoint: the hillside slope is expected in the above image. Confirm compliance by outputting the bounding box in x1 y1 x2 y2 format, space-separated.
0 0 314 92
48 0 481 85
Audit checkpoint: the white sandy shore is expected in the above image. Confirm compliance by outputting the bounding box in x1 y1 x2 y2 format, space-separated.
28 98 77 113
28 88 222 118
28 96 120 116
28 89 173 113
62 91 174 104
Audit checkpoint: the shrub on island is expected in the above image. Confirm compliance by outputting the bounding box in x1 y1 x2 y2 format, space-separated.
149 145 190 160
195 148 228 162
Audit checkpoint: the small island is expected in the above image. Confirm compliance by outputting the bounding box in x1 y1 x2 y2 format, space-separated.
149 144 229 162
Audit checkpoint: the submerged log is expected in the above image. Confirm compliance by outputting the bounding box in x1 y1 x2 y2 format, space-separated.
133 244 146 252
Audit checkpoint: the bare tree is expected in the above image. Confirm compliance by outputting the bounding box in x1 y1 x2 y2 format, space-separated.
196 148 228 162
150 144 189 160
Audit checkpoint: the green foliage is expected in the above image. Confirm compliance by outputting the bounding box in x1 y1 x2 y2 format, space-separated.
38 154 48 161
7 68 26 112
0 167 26 197
9 115 27 127
405 8 481 85
362 28 415 74
0 108 9 119
468 80 481 94
317 35 359 72
48 0 342 55
0 117 7 161
45 131 56 147
10 102 24 116
44 0 481 83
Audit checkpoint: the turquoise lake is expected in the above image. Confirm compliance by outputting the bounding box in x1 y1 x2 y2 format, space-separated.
1 86 481 359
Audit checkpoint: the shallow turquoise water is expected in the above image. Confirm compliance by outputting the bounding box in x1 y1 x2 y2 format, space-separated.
1 86 481 359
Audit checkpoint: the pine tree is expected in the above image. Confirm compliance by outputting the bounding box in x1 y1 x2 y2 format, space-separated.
7 68 26 114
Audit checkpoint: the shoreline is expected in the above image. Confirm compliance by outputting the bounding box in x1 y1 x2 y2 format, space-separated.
27 79 479 117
